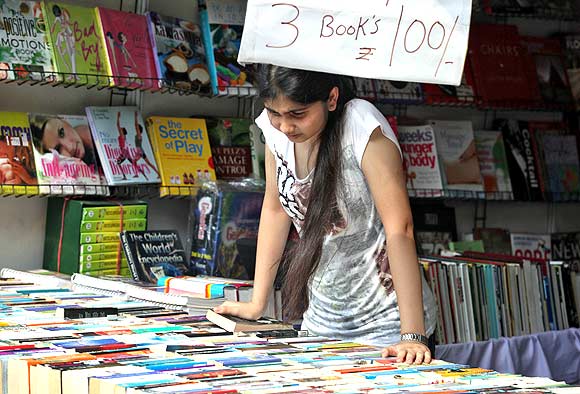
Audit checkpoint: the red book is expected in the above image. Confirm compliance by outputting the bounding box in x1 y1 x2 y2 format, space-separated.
468 24 540 106
422 58 477 106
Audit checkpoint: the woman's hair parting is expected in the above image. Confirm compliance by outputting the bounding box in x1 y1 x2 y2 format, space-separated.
257 64 356 320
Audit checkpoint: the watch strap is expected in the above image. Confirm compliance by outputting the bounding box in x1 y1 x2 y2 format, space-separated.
400 333 429 347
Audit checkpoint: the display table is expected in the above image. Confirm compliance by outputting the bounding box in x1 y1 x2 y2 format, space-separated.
436 328 580 384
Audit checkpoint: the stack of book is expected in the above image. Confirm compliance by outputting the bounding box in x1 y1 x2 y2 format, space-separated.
43 199 148 276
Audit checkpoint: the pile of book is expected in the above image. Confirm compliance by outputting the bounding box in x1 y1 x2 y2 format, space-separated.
0 269 576 393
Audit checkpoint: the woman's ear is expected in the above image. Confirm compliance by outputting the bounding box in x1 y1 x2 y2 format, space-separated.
327 87 339 111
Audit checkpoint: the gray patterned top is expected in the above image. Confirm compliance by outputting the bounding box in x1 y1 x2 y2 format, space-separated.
255 99 437 346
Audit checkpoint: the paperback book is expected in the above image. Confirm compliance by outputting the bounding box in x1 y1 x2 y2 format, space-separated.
474 130 513 198
86 106 160 185
0 1 54 81
145 116 215 196
28 113 106 194
206 117 252 179
147 11 210 93
206 309 292 332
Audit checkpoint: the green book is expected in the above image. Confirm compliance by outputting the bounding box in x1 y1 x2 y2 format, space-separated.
80 242 121 254
82 205 148 221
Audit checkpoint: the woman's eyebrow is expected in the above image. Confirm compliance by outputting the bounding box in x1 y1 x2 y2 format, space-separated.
265 105 309 115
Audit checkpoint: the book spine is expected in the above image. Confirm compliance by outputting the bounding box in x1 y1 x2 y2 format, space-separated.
81 205 148 220
93 7 115 87
80 242 121 254
79 218 147 233
146 12 163 85
198 0 218 95
120 231 140 282
80 232 121 244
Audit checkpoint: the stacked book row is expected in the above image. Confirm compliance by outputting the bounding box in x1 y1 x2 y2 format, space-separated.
0 268 576 393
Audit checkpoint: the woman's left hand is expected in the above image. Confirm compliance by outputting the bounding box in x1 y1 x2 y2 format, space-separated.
382 341 432 364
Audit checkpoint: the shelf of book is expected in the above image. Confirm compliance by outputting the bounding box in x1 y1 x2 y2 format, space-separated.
0 69 258 99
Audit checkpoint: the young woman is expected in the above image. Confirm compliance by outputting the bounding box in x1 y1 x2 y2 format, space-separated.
215 65 437 364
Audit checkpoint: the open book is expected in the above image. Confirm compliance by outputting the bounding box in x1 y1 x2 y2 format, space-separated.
206 309 292 332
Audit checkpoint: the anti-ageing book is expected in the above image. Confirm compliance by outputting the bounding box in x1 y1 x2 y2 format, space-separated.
120 230 191 283
0 1 54 81
28 113 106 195
146 116 215 196
86 106 160 185
147 11 211 93
397 125 444 198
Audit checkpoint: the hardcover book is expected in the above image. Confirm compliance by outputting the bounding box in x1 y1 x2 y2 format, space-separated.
430 120 484 197
86 106 160 185
198 0 256 96
474 130 513 198
397 125 444 197
28 113 105 195
0 112 38 194
96 7 158 89
146 11 210 93
145 116 215 196
0 1 54 81
120 230 191 283
42 2 108 85
422 64 476 105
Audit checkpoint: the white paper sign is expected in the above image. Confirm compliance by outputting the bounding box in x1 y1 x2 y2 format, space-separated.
238 0 473 86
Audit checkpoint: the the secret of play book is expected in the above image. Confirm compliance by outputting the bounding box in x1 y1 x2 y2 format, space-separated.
146 116 215 196
120 230 191 283
86 106 160 185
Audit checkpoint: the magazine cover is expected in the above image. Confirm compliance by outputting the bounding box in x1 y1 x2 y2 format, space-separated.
86 106 160 185
0 111 38 194
474 130 513 198
198 0 256 95
147 11 210 93
146 116 215 196
42 2 108 85
0 1 53 81
511 232 552 260
28 114 107 195
96 7 158 89
206 117 252 179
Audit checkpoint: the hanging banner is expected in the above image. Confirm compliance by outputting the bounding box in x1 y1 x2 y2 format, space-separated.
238 0 473 86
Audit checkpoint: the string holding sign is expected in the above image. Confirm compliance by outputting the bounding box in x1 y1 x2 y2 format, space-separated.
238 0 473 86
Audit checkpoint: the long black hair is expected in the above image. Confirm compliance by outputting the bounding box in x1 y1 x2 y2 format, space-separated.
257 65 356 320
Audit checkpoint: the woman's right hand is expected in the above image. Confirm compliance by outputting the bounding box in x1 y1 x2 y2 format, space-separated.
213 300 263 321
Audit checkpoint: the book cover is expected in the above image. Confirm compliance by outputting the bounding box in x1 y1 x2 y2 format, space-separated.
422 64 476 105
0 1 54 81
86 106 160 185
96 7 158 89
474 130 513 198
205 309 291 332
145 116 215 196
120 230 191 283
397 125 444 197
473 228 512 255
510 233 552 260
190 186 264 279
468 24 539 105
412 204 457 256
521 36 574 106
372 80 423 104
206 117 252 179
28 113 105 194
0 111 38 194
249 123 265 180
42 2 108 85
146 11 210 93
198 0 256 96
430 120 484 196
562 35 580 110
495 119 543 201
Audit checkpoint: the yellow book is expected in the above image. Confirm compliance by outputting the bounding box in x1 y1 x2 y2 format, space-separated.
146 116 215 196
0 112 39 195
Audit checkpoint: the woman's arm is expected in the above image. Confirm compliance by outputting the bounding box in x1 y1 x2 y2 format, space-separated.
362 127 431 365
214 148 291 319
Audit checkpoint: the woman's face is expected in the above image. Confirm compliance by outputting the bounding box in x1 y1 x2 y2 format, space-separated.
42 118 85 159
264 95 330 144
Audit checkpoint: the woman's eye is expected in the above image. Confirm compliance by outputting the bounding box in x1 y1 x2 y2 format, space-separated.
291 112 305 118
58 127 65 138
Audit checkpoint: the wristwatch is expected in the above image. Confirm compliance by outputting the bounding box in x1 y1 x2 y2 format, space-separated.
400 333 429 347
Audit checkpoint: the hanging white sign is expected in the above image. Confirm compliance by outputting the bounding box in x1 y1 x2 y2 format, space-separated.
238 0 473 86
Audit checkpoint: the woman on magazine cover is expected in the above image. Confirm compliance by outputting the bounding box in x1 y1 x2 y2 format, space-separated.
215 65 437 364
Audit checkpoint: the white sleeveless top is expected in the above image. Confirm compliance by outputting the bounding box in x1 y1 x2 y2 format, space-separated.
255 98 437 346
